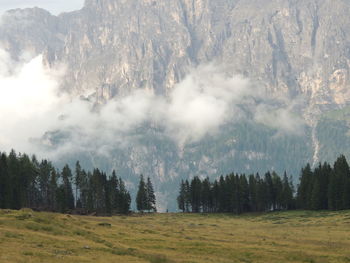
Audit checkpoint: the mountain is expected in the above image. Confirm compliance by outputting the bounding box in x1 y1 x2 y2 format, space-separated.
1 0 350 210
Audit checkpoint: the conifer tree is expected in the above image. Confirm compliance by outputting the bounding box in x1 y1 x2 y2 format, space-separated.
118 177 131 214
239 175 250 213
218 175 228 212
281 172 294 210
0 153 9 209
48 169 58 211
297 163 313 209
310 176 321 210
0 149 131 214
146 177 156 212
255 173 267 211
79 170 89 211
190 176 202 212
75 161 83 207
184 180 191 212
177 180 186 212
38 160 52 209
136 175 147 212
248 174 257 212
201 177 211 212
109 171 119 213
61 165 75 211
272 172 283 210
329 155 350 210
319 162 331 209
212 180 220 212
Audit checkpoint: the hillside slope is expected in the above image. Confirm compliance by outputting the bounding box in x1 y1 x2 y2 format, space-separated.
0 209 350 262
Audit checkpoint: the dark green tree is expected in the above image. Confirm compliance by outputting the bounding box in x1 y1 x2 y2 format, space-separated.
281 172 294 210
297 164 313 209
48 169 58 211
146 177 156 212
136 175 147 212
61 165 75 211
201 177 211 212
190 176 202 213
117 177 131 214
0 153 9 209
177 180 186 212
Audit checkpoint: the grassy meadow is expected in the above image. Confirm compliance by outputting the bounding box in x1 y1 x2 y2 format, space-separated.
0 209 350 263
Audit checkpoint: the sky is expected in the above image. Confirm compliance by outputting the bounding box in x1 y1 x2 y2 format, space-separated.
0 0 85 15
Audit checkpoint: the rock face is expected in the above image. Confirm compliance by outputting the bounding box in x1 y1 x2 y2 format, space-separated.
1 0 349 105
0 8 64 60
1 0 350 210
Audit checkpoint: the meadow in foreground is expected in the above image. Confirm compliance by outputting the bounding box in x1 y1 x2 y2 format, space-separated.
0 209 350 263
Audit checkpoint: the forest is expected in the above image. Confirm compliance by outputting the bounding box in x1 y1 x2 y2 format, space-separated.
0 150 132 214
1 149 350 215
177 155 350 213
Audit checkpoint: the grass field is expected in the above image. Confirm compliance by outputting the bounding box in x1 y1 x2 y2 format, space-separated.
0 209 350 262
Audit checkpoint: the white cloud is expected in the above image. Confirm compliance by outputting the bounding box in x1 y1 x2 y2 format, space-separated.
0 49 305 160
254 105 305 135
0 50 66 154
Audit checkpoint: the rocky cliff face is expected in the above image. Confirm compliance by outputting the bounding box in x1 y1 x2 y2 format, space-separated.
2 0 349 105
1 0 350 210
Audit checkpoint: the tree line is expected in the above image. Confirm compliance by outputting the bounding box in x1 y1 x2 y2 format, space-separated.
2 149 350 215
297 155 350 210
0 150 133 214
178 155 350 213
136 175 157 213
177 171 294 213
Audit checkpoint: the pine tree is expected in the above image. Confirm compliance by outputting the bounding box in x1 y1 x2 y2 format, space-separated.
218 175 228 212
264 172 274 210
79 170 89 211
184 180 191 212
48 169 58 211
177 180 186 212
239 175 250 213
146 177 156 212
272 172 283 210
310 176 322 210
226 174 237 213
110 171 119 213
255 173 268 212
201 177 211 212
8 150 20 209
212 180 220 212
319 162 331 209
190 176 202 213
118 177 131 214
38 160 52 210
328 169 338 210
297 164 313 209
61 165 75 211
75 161 83 207
330 155 350 210
105 177 112 215
0 153 9 209
248 174 257 212
281 172 294 210
136 175 147 212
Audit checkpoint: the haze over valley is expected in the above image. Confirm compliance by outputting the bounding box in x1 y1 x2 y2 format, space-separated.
1 0 350 210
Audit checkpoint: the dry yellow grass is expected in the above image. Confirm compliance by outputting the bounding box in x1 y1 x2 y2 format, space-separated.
0 209 350 262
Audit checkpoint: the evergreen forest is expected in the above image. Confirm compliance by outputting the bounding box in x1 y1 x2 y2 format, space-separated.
177 155 350 213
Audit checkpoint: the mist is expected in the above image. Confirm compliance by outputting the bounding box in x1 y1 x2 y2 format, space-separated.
0 49 305 161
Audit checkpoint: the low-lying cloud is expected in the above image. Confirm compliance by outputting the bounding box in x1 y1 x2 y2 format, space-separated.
0 49 305 160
